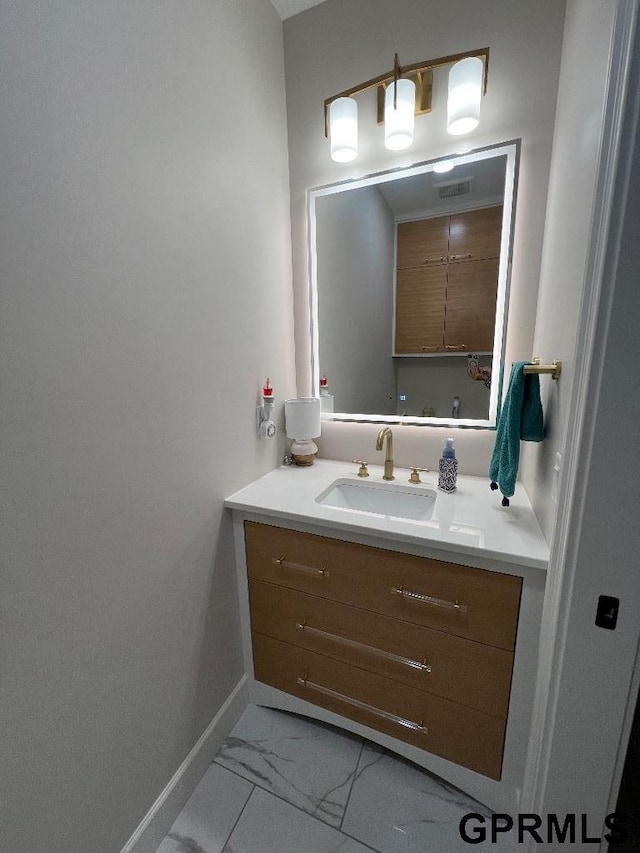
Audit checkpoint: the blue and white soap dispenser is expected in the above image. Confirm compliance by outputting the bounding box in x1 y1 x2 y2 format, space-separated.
438 437 458 492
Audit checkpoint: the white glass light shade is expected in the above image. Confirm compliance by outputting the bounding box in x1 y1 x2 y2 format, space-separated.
285 398 321 440
433 160 454 174
329 97 358 162
447 57 483 136
384 78 416 151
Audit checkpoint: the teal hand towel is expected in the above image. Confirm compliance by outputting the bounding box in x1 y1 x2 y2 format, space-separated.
489 361 544 504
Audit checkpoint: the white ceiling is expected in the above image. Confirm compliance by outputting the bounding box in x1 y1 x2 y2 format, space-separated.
269 0 328 20
377 156 507 218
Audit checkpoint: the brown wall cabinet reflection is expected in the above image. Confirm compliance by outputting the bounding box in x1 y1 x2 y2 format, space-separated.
394 206 502 355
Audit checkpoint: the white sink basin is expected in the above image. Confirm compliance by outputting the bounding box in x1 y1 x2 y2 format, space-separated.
316 477 436 521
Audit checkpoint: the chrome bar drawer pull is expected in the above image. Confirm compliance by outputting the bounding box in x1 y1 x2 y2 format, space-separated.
391 585 468 614
273 557 329 577
295 621 431 673
296 676 428 735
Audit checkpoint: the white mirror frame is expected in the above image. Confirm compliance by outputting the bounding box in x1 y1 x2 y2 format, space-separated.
307 140 519 429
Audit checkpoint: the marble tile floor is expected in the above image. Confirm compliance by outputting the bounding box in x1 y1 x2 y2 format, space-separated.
154 704 515 853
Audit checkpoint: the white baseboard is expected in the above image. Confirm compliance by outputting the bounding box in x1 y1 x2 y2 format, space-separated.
119 675 249 853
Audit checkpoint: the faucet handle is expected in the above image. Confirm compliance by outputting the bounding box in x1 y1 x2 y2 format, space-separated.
352 460 370 478
409 467 429 484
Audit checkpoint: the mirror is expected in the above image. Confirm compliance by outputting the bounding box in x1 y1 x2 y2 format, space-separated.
308 141 519 427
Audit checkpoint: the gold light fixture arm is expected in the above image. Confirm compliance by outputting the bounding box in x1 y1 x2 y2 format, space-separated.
323 47 490 137
392 53 400 109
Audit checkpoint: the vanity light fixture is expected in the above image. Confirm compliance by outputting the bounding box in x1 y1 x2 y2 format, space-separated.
384 55 416 151
325 48 489 162
329 97 358 162
447 56 484 135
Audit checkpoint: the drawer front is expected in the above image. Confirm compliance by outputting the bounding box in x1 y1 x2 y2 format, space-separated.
253 633 506 780
249 579 514 718
245 522 522 650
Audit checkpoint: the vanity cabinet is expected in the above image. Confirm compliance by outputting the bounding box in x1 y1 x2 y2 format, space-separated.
244 520 522 781
394 206 502 354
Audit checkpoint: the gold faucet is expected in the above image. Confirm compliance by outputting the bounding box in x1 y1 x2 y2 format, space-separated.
375 427 394 481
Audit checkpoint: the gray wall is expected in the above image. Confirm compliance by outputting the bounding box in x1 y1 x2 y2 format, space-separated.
316 186 396 414
520 0 617 541
395 356 493 419
284 0 566 475
0 2 295 851
524 0 640 826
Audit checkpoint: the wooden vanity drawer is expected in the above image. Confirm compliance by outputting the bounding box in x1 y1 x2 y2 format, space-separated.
253 633 506 780
245 522 522 650
249 579 514 718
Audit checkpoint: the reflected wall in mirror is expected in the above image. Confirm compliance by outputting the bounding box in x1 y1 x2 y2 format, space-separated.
308 141 519 427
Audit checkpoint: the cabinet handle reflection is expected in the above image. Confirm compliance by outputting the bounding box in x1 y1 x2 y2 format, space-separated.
391 585 467 614
445 344 467 350
296 675 429 735
273 557 329 577
295 621 431 672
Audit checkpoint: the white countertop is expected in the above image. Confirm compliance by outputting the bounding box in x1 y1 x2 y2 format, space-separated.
225 460 549 572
